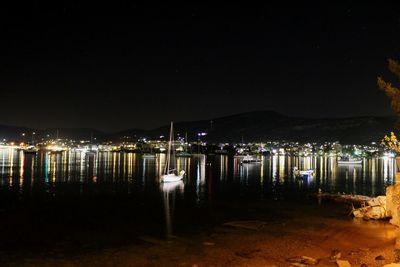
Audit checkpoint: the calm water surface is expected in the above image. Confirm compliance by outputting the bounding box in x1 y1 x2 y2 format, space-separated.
0 149 395 198
0 148 396 254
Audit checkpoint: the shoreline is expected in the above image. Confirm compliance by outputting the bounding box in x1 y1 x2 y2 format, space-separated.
2 198 398 267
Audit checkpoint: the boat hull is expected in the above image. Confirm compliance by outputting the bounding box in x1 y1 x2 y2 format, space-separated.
293 167 315 178
241 159 261 163
161 174 184 183
338 160 362 165
142 154 156 158
241 155 261 164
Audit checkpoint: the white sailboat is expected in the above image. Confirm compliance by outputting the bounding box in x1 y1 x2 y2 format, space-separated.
161 122 185 183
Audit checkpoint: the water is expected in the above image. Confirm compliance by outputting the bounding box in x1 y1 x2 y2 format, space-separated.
0 150 395 198
0 149 396 257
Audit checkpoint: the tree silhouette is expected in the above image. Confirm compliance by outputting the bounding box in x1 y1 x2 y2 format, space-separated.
378 58 400 153
378 58 400 128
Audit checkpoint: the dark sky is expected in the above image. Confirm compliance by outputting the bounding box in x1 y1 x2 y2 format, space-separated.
1 2 400 132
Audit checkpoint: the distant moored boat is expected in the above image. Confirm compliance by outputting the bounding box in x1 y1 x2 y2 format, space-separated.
337 156 363 165
241 155 261 164
293 167 315 178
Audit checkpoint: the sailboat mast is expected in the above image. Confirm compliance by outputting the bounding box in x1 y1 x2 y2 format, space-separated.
185 132 188 153
90 132 93 150
165 122 173 174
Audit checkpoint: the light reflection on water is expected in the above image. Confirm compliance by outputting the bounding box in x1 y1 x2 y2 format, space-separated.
0 148 397 239
0 149 396 198
161 181 184 238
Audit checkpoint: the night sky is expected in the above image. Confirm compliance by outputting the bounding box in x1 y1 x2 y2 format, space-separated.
1 2 400 132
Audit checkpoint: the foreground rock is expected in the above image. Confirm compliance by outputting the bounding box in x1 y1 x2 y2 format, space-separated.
317 189 400 223
351 183 400 222
387 183 400 226
336 260 351 267
353 203 387 219
286 256 319 265
352 195 388 220
330 249 341 261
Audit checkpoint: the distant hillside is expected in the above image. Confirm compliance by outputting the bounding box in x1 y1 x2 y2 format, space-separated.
0 111 396 144
0 126 107 142
0 125 36 141
116 111 397 144
43 128 108 141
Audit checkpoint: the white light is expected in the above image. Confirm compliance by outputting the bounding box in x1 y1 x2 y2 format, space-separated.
383 152 395 158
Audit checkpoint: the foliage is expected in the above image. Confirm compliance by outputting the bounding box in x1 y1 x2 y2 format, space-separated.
379 58 400 154
378 58 400 120
381 132 400 153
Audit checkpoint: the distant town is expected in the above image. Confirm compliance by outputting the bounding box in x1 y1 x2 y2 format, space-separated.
0 129 392 159
0 110 397 159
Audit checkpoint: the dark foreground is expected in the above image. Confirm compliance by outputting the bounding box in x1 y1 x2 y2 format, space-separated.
0 193 397 267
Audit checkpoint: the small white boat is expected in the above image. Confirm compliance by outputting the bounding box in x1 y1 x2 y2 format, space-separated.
241 155 261 164
142 153 157 158
337 156 362 165
161 180 184 192
162 170 186 183
293 167 315 178
338 159 362 165
161 122 185 183
176 151 192 158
